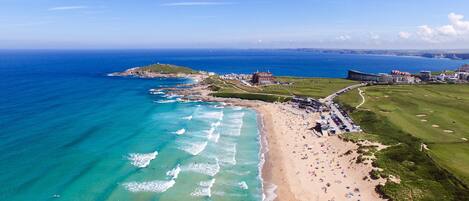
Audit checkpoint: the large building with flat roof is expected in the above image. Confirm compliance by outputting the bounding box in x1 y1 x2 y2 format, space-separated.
347 70 380 82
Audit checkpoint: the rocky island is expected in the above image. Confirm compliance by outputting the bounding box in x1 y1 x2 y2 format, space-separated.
108 63 208 82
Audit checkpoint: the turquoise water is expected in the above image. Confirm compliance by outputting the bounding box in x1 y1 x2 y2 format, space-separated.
1 50 466 201
1 75 262 200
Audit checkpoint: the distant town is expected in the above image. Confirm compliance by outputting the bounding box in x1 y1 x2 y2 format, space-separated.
347 64 469 84
216 63 469 137
220 64 469 86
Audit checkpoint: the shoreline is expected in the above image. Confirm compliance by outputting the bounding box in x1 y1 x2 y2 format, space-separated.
150 75 387 201
190 95 386 201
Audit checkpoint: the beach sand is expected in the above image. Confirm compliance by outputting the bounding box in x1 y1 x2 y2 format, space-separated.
257 103 385 201
179 88 386 201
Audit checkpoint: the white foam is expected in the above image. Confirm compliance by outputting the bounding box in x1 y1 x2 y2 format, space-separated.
223 112 245 136
149 89 162 92
123 180 176 193
262 182 278 201
127 151 158 168
238 181 249 190
155 100 177 104
178 140 208 156
150 91 165 95
211 121 221 128
208 132 220 143
219 141 237 165
206 121 222 142
232 106 243 110
174 128 186 135
199 111 224 120
190 179 216 197
182 159 220 177
163 94 182 99
166 164 181 180
182 115 193 120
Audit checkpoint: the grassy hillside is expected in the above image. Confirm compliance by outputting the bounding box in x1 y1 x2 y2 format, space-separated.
136 64 196 74
337 84 469 200
204 76 358 101
261 77 359 98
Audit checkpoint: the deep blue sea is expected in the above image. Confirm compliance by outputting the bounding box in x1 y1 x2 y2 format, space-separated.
0 49 466 201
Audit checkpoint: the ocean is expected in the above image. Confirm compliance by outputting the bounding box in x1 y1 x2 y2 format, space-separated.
0 49 466 201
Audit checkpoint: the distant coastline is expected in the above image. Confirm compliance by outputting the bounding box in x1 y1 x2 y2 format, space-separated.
288 48 469 60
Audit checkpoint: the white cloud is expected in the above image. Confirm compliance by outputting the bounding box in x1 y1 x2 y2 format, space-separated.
336 35 351 41
49 6 87 11
408 13 469 42
398 31 411 39
161 2 236 6
370 33 380 40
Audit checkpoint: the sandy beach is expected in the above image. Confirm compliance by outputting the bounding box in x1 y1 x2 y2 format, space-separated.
257 103 386 201
175 85 387 201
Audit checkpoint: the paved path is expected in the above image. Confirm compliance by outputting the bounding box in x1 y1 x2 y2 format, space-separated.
356 88 366 109
320 83 366 104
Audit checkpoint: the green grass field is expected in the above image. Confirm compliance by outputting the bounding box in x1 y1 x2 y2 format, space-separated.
337 84 469 200
205 76 358 101
137 64 196 74
261 77 358 98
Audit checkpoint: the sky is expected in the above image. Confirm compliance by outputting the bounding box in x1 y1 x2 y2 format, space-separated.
1 0 469 49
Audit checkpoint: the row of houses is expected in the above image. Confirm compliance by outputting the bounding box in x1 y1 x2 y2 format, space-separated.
220 71 276 85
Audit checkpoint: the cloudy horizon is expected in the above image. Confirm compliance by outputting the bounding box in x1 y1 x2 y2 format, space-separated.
1 0 469 49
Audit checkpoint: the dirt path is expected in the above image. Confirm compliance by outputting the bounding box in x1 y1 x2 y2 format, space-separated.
356 88 366 109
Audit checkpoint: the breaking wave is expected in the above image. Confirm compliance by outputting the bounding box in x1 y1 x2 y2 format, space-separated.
178 140 208 156
182 159 220 177
155 99 177 104
182 115 193 120
123 180 176 193
127 151 158 168
174 128 186 135
218 141 237 165
190 179 216 197
166 164 181 180
238 181 249 190
199 111 224 120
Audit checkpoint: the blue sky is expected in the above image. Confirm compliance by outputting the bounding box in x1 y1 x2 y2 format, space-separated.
1 0 469 49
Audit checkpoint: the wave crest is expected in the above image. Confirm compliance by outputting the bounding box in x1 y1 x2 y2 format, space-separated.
128 151 158 168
